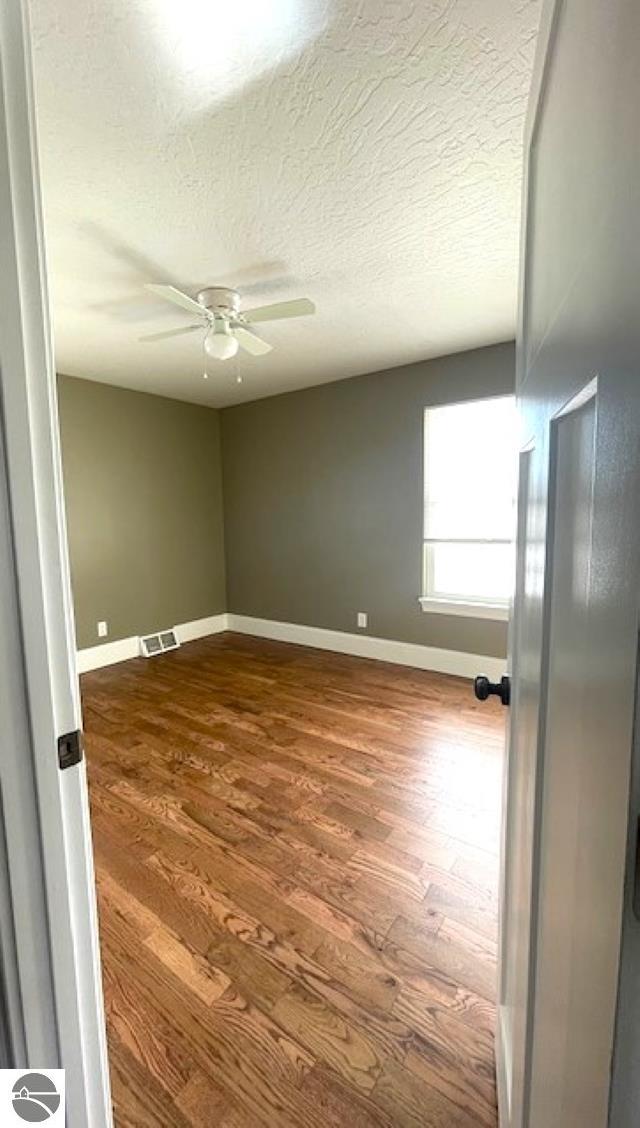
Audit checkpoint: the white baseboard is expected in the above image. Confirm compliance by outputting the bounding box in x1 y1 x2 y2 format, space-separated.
76 635 139 674
76 612 229 673
226 614 506 681
77 610 506 681
173 613 228 644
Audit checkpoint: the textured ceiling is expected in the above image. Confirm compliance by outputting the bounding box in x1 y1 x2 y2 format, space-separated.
30 0 540 408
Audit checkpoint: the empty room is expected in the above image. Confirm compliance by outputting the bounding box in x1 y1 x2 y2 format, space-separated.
3 1 640 1127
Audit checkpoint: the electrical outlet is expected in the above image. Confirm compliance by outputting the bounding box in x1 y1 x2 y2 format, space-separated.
357 612 368 629
97 620 108 638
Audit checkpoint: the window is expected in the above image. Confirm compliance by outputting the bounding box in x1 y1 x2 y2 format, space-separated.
421 395 517 618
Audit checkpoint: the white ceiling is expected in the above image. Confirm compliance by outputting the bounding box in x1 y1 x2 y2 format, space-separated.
30 0 540 408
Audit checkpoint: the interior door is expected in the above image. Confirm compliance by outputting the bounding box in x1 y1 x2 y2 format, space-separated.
0 0 111 1122
494 1 640 1125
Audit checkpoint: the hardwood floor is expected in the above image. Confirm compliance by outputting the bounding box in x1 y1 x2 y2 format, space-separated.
83 632 505 1127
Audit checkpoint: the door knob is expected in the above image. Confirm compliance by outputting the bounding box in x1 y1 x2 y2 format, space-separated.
474 674 511 707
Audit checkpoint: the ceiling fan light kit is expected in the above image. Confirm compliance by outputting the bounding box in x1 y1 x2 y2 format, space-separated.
204 320 239 360
142 283 316 367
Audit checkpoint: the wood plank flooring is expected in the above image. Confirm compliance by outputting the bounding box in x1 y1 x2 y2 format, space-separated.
82 632 505 1127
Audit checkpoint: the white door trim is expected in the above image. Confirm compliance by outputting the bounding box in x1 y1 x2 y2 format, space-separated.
0 0 111 1122
517 0 565 385
501 1 564 1124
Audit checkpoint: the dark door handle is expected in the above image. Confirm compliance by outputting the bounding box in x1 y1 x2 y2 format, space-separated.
474 674 511 707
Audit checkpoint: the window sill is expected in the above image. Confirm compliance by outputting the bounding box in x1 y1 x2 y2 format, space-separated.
418 597 509 621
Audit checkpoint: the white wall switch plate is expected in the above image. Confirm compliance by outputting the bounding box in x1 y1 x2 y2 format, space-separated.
97 620 108 638
357 612 368 629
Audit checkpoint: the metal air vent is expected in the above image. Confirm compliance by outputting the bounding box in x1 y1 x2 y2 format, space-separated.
140 629 180 658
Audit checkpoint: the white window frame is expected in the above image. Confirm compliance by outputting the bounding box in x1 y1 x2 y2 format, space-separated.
419 396 514 621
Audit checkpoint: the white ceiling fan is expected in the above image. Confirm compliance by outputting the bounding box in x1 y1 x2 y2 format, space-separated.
140 284 316 361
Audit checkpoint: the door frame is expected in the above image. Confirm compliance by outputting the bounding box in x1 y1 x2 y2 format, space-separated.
0 0 111 1123
496 5 563 1122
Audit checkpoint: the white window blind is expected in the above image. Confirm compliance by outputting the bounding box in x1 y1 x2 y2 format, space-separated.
422 396 517 612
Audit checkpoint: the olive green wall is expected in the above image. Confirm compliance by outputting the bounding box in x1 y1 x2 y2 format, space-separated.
220 341 514 658
57 375 226 649
59 341 514 658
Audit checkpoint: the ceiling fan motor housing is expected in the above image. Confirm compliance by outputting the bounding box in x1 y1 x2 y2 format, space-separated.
197 287 240 317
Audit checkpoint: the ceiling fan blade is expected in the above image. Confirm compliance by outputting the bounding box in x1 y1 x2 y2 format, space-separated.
242 297 315 323
232 325 273 356
145 284 206 318
139 324 203 343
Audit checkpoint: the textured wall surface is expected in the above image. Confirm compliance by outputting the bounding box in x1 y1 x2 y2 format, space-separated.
58 375 226 648
221 340 514 657
32 0 539 407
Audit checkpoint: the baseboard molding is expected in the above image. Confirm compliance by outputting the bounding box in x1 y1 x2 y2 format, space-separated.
173 613 228 644
76 635 139 674
77 611 506 680
76 612 229 673
226 614 506 680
